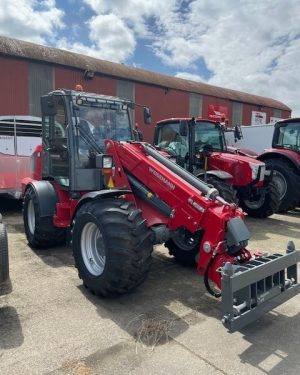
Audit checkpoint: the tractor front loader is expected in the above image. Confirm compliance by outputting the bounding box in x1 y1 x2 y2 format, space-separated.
22 88 300 332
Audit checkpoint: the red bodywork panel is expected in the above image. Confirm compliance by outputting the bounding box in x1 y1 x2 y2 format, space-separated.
207 151 264 186
226 146 258 157
259 147 300 166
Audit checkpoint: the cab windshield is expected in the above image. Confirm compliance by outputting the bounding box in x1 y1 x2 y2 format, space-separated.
75 104 132 151
274 122 300 152
195 121 225 152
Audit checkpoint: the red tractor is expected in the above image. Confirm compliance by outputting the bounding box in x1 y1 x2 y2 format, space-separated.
154 118 280 218
257 118 300 212
22 89 300 332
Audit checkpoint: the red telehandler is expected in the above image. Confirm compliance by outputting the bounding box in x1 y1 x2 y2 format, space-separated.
22 88 300 332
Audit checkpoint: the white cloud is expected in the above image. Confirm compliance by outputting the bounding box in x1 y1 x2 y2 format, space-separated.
147 0 300 115
88 14 136 61
0 0 64 44
84 0 177 36
57 14 136 62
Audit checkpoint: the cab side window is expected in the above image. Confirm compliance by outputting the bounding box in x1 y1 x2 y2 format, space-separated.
53 99 67 141
47 97 69 186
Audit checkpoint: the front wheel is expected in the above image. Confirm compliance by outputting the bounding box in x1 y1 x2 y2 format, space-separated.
205 176 238 204
165 228 203 267
239 181 280 218
23 186 66 248
72 198 153 296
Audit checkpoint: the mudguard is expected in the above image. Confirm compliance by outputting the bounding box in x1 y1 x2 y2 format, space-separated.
196 170 233 180
221 242 300 332
26 180 59 217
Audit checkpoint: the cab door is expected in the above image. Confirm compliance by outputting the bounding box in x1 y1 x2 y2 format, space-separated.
42 97 69 187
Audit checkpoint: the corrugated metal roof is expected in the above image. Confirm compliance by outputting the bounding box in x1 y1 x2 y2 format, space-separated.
0 35 291 111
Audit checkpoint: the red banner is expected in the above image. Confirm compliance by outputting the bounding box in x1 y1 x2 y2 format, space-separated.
208 105 228 121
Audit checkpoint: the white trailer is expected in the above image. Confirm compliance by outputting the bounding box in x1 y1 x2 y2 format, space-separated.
0 116 42 198
225 124 275 154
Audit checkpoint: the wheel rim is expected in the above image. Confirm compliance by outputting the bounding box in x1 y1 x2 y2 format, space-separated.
172 228 199 251
27 199 35 234
243 193 265 210
80 222 106 276
272 171 287 200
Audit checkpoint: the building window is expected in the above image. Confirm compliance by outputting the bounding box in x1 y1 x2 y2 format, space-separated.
117 80 135 123
273 108 282 118
29 62 54 116
232 102 243 125
189 93 203 118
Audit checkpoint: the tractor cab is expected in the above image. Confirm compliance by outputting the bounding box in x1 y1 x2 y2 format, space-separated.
154 118 230 172
40 89 150 192
272 118 300 153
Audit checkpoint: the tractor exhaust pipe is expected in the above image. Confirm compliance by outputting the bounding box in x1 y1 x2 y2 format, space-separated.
143 144 219 200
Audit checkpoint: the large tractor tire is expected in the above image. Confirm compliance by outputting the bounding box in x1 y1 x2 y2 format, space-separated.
165 228 203 267
239 181 280 218
72 198 153 296
0 222 9 283
205 176 238 204
265 159 300 212
23 186 66 248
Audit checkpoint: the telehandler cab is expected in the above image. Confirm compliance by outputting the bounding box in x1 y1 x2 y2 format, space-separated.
22 88 300 332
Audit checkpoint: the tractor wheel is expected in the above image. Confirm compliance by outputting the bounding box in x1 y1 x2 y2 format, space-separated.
165 228 203 267
265 159 300 212
206 176 238 204
72 198 153 296
239 181 280 218
0 223 9 283
23 186 66 248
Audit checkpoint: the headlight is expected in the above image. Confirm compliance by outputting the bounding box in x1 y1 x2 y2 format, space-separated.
249 163 265 181
249 163 259 180
96 154 113 169
259 165 266 181
103 155 113 169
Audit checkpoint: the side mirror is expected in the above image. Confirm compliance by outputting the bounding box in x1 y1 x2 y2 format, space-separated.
234 125 243 141
143 107 151 124
179 121 188 137
41 95 57 116
134 129 143 141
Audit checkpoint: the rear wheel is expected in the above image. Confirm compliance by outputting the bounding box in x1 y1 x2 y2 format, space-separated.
23 186 66 248
0 223 9 283
239 181 280 218
265 159 300 212
72 198 153 296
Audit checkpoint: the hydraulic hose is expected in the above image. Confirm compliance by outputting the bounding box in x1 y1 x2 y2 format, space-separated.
204 256 221 298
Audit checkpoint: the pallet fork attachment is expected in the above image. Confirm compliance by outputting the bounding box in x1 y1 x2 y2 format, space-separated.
221 241 300 332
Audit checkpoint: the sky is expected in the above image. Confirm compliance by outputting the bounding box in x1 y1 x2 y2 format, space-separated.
0 0 299 115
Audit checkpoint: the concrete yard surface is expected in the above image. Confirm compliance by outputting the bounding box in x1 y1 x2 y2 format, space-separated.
0 199 299 375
